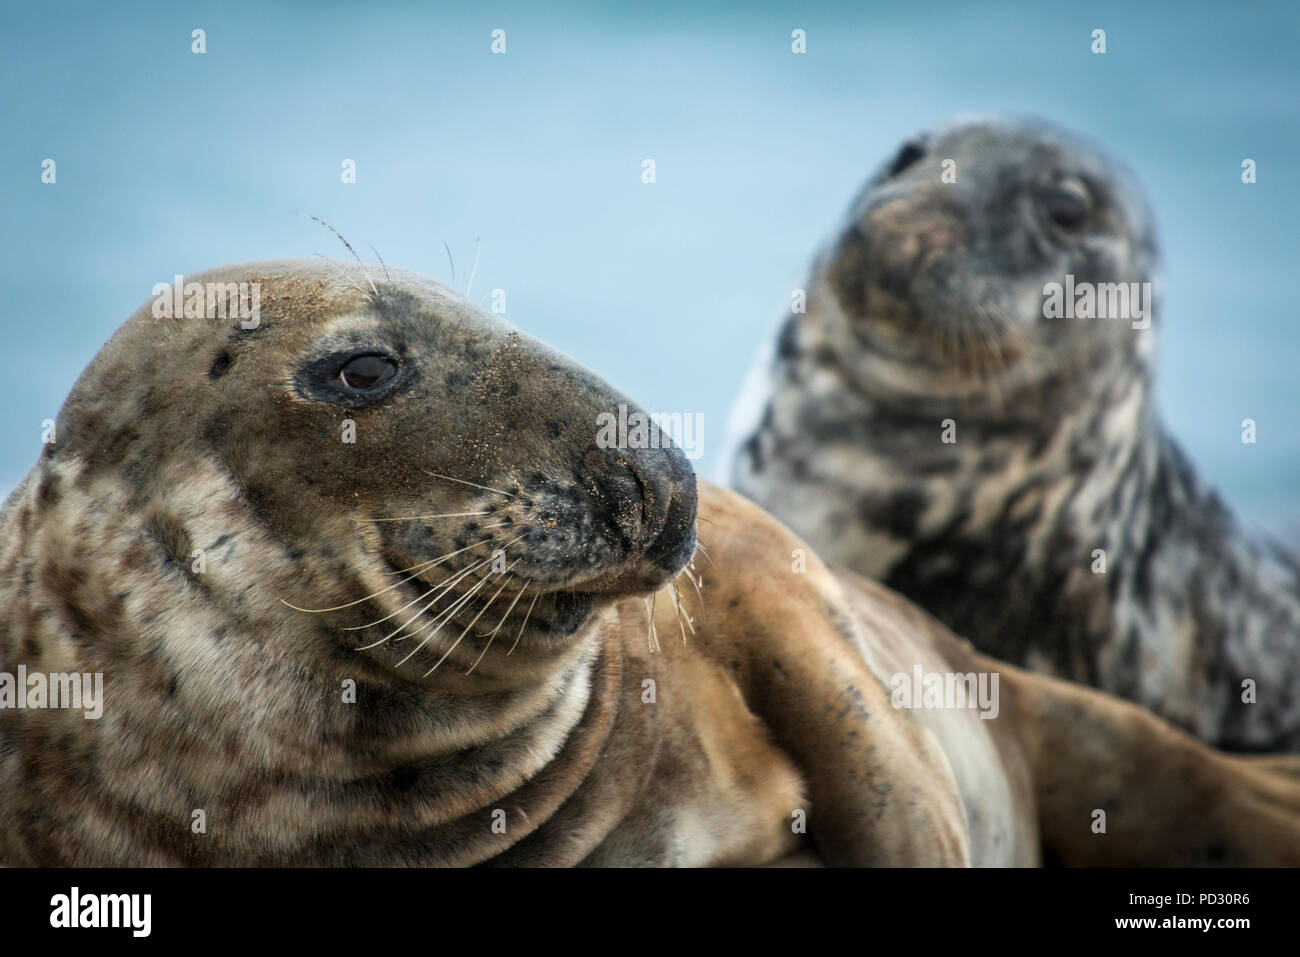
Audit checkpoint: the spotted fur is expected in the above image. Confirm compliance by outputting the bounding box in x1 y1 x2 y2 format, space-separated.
730 116 1300 752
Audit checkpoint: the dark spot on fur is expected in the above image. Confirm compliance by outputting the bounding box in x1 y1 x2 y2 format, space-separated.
35 474 61 511
858 488 928 539
147 510 194 571
209 351 232 379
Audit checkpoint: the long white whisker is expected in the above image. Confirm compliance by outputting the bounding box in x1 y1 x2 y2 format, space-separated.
364 510 491 523
443 241 456 289
355 556 491 649
682 565 706 615
367 532 525 638
425 562 521 676
297 212 379 296
669 582 693 641
507 590 543 655
467 580 530 675
465 237 482 298
421 470 517 499
396 552 521 669
645 591 661 652
367 242 391 284
281 537 495 613
392 569 496 665
312 253 368 298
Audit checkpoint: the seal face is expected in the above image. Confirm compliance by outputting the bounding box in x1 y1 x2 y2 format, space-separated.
56 261 696 650
729 115 1300 752
822 116 1158 390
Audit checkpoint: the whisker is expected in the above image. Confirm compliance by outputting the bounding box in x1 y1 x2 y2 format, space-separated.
682 565 706 615
312 253 368 298
422 470 518 499
392 566 497 665
424 562 521 676
669 582 693 641
466 579 530 675
443 240 456 289
354 556 491 649
507 589 543 655
282 555 449 613
372 532 524 637
465 237 482 298
646 591 661 652
364 510 492 523
382 537 495 577
469 520 513 532
367 242 392 284
349 566 475 632
346 547 505 632
281 537 500 614
297 211 379 296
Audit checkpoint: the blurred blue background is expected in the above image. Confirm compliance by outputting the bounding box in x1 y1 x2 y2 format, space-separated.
2 1 1296 533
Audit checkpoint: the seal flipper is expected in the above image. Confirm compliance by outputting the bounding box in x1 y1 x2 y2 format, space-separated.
743 615 971 866
996 657 1300 866
695 479 970 866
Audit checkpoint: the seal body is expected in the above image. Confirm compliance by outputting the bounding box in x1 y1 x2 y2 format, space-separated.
729 116 1300 752
4 258 1300 867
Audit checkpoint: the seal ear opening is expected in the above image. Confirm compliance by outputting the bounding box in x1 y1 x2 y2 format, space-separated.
886 137 928 178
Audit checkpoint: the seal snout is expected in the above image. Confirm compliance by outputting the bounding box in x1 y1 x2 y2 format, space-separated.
598 432 698 583
637 451 698 578
515 440 697 591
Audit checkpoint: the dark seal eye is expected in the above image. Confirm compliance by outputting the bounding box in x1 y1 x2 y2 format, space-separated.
1045 184 1090 229
887 139 927 178
339 354 397 390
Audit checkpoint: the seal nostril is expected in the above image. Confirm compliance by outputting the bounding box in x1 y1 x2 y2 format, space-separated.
611 458 653 546
623 461 652 531
642 469 698 576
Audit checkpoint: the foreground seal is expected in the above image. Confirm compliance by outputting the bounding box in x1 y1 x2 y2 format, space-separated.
729 116 1300 752
3 259 1299 866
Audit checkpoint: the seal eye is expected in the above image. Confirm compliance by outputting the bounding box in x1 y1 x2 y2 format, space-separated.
1045 184 1090 229
339 355 397 390
887 139 927 178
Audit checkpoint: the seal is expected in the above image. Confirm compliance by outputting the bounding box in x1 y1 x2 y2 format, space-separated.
728 115 1300 752
3 258 1299 866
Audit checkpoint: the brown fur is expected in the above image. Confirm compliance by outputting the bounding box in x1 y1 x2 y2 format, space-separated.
2 260 1297 865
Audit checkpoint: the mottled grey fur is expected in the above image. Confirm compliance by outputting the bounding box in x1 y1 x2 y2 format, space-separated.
730 116 1300 751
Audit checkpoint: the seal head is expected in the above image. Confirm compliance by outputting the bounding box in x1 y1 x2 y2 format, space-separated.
822 114 1159 400
0 258 702 864
52 260 697 663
